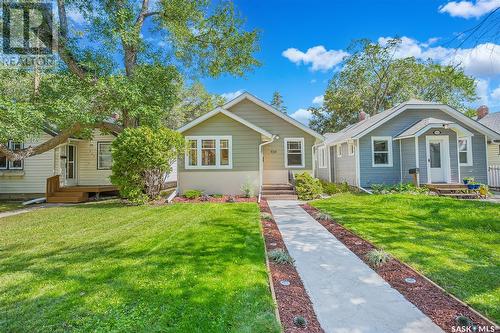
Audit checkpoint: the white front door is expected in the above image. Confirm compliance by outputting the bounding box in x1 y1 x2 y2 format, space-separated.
426 136 449 183
65 144 77 186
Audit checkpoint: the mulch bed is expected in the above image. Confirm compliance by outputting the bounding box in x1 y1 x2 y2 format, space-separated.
301 203 498 333
260 200 323 333
173 195 256 203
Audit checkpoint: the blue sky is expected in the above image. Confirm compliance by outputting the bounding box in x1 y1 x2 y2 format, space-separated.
200 0 500 123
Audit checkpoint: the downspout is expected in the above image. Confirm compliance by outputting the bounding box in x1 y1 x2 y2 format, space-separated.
258 135 276 203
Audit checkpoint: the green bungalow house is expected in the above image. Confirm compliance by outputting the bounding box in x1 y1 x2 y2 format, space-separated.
313 100 500 188
177 92 324 199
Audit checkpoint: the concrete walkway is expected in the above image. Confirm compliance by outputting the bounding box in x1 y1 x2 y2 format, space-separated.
268 200 443 333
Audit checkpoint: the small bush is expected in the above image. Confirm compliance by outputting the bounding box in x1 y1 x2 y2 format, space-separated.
200 194 210 201
268 249 294 265
455 315 472 326
226 195 235 203
371 183 428 195
241 180 254 198
365 249 391 267
295 172 322 200
184 190 202 199
293 316 307 328
320 180 352 195
261 212 273 221
316 212 331 221
211 194 224 198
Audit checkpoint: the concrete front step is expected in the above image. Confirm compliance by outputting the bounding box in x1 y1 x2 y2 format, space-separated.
263 184 293 189
262 190 296 195
262 194 298 200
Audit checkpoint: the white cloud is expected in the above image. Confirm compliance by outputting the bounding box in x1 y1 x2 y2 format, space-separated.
312 95 324 105
290 108 313 125
378 37 500 78
220 90 243 101
476 79 490 104
66 8 86 24
282 46 349 71
491 86 500 100
439 0 500 19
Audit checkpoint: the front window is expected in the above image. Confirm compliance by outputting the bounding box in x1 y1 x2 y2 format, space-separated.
285 138 304 168
1 141 24 170
201 139 216 166
458 137 472 166
185 136 232 169
372 136 393 167
97 142 113 170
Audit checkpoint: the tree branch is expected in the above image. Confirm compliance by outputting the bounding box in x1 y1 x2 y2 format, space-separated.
0 122 123 161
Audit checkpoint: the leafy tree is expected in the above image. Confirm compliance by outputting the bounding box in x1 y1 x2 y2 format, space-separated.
270 91 287 113
111 127 184 203
309 38 477 133
167 82 225 129
1 0 260 160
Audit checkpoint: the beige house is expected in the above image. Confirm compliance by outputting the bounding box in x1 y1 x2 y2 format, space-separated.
478 110 500 188
178 92 324 198
0 130 116 199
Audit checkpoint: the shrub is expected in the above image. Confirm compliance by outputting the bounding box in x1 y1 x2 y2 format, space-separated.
295 172 322 200
268 249 294 265
293 316 307 328
184 190 202 199
320 180 352 195
316 212 331 221
241 180 255 198
261 212 273 221
365 249 391 267
211 193 224 198
111 127 184 204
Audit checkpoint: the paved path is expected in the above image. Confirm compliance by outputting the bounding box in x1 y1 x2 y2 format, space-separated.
268 200 443 333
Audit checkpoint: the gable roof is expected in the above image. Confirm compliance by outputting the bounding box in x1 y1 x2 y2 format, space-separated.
394 117 473 139
479 112 500 133
178 107 273 138
223 92 324 140
324 100 500 145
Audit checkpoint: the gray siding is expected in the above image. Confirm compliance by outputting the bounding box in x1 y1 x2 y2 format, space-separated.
315 145 330 181
333 142 357 185
401 138 416 183
359 109 487 187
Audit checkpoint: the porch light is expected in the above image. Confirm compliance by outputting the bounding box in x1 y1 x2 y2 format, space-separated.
443 124 449 129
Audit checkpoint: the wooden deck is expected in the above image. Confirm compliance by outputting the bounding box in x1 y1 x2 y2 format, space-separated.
46 176 118 203
425 183 482 199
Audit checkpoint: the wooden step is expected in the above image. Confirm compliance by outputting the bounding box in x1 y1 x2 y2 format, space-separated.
47 192 88 203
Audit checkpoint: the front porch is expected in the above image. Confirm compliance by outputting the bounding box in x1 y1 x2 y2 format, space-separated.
46 175 118 203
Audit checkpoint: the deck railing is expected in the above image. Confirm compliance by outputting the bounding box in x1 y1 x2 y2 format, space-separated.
488 165 500 189
46 175 60 196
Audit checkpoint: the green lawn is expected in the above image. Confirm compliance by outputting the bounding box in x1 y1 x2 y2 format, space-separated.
311 193 500 322
0 202 280 332
0 201 23 213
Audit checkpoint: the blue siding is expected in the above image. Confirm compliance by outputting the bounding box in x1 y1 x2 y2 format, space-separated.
359 109 487 187
401 138 416 183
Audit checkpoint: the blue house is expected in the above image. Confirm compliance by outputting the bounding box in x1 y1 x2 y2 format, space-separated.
313 100 500 188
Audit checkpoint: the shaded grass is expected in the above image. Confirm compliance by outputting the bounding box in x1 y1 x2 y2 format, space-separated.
0 201 23 213
311 193 500 322
0 202 280 332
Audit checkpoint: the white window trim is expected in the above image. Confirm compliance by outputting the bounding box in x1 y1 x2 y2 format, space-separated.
458 136 473 167
336 144 342 158
284 137 305 168
97 142 113 170
348 142 355 156
185 136 233 170
2 141 24 170
318 146 327 168
371 136 393 167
